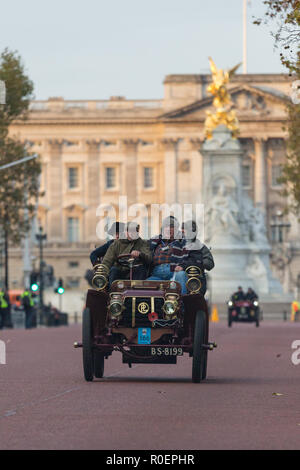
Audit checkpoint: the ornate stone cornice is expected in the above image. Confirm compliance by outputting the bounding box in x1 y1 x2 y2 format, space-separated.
47 139 64 150
121 139 140 151
160 137 182 151
85 139 102 150
189 137 204 150
253 136 269 143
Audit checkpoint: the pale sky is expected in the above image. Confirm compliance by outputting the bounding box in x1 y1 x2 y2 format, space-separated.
0 0 285 100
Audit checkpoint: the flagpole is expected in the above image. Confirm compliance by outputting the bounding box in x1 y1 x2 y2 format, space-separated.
243 0 247 74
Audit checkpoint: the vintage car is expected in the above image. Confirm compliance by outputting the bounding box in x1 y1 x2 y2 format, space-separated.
74 254 217 383
227 298 260 327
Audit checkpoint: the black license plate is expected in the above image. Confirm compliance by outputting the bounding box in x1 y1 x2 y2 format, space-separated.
151 347 183 356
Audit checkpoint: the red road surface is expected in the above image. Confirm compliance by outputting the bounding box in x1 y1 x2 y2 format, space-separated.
0 321 300 450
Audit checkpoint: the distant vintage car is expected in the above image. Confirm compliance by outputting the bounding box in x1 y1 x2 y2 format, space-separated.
227 298 260 327
74 255 217 383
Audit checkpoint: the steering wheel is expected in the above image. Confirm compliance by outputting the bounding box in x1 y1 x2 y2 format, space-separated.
117 253 142 268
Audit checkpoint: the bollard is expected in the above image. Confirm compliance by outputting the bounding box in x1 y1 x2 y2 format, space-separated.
283 310 287 322
74 312 78 324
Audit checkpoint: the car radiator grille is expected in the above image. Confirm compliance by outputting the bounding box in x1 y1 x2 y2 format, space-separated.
120 297 165 328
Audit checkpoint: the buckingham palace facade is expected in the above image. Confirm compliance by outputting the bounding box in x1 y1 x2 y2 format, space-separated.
7 73 300 299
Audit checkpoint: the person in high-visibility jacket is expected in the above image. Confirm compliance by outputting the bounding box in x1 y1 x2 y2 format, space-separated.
291 301 300 322
21 290 35 329
0 290 8 329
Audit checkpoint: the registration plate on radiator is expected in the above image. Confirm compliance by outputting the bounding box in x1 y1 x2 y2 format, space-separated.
151 347 183 356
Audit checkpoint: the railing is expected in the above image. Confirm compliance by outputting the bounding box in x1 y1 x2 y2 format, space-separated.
44 242 98 249
29 99 163 112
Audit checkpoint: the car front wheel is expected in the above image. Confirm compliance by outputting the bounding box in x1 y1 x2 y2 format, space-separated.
82 307 94 381
94 351 105 378
255 310 260 328
192 310 206 383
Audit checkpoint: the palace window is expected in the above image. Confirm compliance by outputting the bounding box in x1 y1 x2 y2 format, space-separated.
67 217 79 242
242 164 252 188
271 164 283 187
68 167 79 189
69 261 79 268
66 277 80 288
105 167 116 189
144 167 153 188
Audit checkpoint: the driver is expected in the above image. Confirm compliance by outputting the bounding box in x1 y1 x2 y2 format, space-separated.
90 221 125 265
101 221 152 285
231 286 245 301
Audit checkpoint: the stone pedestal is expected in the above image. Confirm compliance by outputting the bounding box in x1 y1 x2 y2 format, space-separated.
201 125 289 302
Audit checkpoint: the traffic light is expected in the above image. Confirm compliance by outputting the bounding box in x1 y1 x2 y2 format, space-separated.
30 272 39 292
55 278 64 295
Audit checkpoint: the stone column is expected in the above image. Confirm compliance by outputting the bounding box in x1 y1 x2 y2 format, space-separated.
47 139 63 241
161 138 181 204
122 139 139 207
254 138 267 214
85 140 101 242
190 138 204 205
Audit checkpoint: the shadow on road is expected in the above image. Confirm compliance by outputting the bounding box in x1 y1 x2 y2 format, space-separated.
91 375 300 386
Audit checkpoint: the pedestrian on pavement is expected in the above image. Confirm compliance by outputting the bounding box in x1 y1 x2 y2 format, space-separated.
3 289 13 328
0 289 8 329
21 289 35 329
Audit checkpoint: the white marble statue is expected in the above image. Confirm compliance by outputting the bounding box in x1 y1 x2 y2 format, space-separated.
251 207 268 245
246 254 269 293
241 195 269 246
205 181 241 242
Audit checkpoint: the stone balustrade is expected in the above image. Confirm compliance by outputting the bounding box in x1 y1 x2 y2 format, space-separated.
29 98 163 112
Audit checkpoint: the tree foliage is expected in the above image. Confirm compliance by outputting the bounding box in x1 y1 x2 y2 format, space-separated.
0 49 34 132
279 99 300 213
255 1 300 214
0 49 41 244
254 1 300 74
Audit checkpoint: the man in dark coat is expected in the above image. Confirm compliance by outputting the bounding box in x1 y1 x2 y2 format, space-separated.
178 220 214 295
231 286 245 302
102 222 152 285
245 287 258 302
90 222 125 265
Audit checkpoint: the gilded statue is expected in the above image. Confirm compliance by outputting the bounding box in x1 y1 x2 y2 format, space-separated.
204 57 241 139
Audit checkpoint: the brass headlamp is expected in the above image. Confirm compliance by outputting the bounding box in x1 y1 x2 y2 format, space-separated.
108 293 123 318
185 265 202 294
91 263 109 291
163 294 179 319
109 300 123 318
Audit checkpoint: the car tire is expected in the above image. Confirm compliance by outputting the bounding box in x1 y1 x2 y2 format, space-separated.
202 350 208 380
192 310 206 383
94 351 105 378
82 307 94 382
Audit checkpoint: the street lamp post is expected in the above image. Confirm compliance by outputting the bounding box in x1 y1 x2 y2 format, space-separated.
36 226 47 317
270 211 292 294
0 80 5 105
